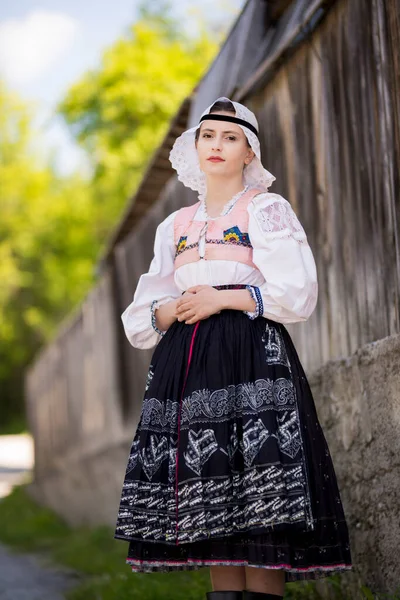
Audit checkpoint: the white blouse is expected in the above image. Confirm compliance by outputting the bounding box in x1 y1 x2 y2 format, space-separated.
121 191 318 349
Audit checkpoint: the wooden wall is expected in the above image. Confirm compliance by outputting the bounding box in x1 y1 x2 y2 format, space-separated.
26 271 123 476
245 0 400 369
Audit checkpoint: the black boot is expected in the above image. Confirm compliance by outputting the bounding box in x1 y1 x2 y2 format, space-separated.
243 592 283 600
206 592 242 600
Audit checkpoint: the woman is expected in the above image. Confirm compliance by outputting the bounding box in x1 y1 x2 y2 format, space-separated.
114 97 353 599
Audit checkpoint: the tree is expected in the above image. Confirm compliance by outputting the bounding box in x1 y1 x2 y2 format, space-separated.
58 10 219 240
0 83 99 430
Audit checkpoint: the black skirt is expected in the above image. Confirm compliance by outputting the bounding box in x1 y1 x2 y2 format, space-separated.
114 285 352 582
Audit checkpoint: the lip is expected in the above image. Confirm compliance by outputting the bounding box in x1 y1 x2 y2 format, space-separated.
207 157 225 162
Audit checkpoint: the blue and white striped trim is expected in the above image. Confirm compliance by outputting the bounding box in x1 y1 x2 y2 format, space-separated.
150 300 166 336
243 285 264 319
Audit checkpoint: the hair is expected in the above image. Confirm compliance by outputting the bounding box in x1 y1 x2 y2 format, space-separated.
195 99 251 147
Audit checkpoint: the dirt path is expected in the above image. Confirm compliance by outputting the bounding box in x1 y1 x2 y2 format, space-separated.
0 542 81 600
0 435 81 598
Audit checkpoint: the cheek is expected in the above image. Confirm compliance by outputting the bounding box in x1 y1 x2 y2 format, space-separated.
196 140 209 161
225 145 247 165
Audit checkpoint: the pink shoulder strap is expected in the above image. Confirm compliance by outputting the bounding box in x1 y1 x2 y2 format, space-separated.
173 201 200 244
235 186 264 208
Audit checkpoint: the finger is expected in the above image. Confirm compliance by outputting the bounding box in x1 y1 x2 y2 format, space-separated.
177 309 196 322
185 314 204 324
186 285 207 293
184 315 199 324
177 295 192 307
180 315 195 323
176 299 193 313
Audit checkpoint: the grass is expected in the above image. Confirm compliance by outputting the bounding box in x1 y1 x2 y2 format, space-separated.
0 484 389 600
0 415 28 435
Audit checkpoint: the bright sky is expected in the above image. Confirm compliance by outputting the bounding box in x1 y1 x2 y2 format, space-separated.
0 0 245 174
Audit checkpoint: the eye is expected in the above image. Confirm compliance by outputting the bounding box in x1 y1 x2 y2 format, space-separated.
227 136 237 141
202 133 212 138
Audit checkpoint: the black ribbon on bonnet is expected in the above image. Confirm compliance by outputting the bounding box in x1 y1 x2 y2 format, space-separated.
198 113 259 138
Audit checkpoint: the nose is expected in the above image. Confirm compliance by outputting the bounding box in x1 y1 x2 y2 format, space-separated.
210 133 223 151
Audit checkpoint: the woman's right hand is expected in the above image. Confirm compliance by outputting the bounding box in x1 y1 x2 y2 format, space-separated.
154 292 195 333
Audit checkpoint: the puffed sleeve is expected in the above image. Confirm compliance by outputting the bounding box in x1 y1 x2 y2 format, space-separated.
121 210 181 349
246 192 318 323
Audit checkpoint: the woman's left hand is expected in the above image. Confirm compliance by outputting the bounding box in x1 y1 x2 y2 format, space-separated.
175 285 223 325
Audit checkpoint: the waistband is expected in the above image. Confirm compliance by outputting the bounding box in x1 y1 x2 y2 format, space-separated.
182 284 248 295
213 284 248 290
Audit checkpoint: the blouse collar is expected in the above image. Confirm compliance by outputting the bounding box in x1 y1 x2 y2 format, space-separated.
197 184 250 221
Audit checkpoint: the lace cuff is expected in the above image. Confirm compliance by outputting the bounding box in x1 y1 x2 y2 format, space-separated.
150 300 167 336
243 285 263 319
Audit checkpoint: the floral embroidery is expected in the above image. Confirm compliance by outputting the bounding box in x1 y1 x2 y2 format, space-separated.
223 225 251 246
174 228 253 259
179 379 296 426
177 235 188 253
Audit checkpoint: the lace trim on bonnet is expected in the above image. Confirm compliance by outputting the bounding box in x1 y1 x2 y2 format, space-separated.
169 96 276 202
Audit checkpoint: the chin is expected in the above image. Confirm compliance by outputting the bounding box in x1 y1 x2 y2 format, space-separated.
202 163 229 174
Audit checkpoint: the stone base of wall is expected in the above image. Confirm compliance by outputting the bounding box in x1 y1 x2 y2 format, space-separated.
27 333 400 596
308 332 400 597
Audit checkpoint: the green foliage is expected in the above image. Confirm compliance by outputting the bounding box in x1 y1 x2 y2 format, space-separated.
361 588 376 600
360 587 400 600
66 571 211 600
0 82 99 427
58 12 218 233
0 483 70 551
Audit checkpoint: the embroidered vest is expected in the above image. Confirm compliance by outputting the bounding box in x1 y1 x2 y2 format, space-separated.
173 187 263 270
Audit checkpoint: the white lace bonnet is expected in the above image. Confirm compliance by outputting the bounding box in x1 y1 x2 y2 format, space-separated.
169 96 276 200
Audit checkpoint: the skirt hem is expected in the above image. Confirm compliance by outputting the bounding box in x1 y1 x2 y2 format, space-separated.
125 556 353 582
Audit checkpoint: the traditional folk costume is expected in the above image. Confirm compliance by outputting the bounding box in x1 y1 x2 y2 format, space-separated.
114 97 353 583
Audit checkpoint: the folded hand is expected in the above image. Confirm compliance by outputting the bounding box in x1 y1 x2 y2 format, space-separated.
175 285 223 325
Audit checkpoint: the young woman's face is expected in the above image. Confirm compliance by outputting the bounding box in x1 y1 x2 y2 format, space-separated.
195 111 255 178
